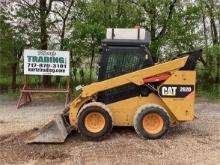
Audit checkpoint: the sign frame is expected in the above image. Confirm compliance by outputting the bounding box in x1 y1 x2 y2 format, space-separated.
23 49 70 76
17 49 71 109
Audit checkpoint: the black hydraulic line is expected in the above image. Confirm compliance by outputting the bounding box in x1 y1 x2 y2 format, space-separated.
144 83 158 95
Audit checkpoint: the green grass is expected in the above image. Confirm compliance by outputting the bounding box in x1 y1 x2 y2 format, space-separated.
0 69 97 99
196 84 220 100
1 72 220 100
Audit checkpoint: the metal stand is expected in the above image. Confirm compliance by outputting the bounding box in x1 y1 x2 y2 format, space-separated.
17 75 71 109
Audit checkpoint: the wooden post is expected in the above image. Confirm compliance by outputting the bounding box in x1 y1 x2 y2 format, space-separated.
17 75 71 109
16 75 32 109
65 76 71 107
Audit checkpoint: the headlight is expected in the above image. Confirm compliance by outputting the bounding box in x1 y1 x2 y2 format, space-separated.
75 85 83 91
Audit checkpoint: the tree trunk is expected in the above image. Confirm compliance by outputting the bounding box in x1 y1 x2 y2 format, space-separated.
11 48 23 92
210 17 218 45
89 33 95 81
218 17 220 41
206 0 219 83
103 0 112 26
11 63 17 93
206 0 218 45
55 0 74 86
116 0 122 24
55 21 66 86
201 7 208 49
217 16 220 83
216 54 220 83
40 0 51 87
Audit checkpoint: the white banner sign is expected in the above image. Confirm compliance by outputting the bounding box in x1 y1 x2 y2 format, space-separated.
24 49 70 76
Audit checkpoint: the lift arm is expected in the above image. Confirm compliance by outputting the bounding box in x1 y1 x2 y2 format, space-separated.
81 56 188 97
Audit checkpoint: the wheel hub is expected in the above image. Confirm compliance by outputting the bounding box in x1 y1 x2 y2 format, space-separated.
85 112 105 133
142 113 164 134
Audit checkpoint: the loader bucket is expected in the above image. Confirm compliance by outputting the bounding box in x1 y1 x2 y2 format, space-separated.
26 114 73 143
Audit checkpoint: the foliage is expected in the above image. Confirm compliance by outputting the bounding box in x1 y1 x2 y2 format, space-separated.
161 2 202 56
197 84 220 99
0 15 14 73
0 0 219 99
198 45 220 84
0 15 24 75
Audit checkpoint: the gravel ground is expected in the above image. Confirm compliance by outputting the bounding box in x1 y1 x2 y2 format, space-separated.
0 95 64 135
0 95 219 165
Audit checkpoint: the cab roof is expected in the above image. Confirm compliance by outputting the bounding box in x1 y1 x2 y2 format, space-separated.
102 39 149 47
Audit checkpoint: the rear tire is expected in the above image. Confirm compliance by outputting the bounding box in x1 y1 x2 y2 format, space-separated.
134 104 169 139
77 102 112 141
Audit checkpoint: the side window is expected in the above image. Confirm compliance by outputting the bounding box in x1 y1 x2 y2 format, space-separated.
104 48 145 79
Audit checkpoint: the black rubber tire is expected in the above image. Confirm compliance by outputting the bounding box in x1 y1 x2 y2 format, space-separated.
134 104 170 139
77 102 112 141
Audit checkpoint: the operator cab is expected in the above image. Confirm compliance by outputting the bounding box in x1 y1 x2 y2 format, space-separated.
98 28 154 81
97 28 154 104
98 39 154 81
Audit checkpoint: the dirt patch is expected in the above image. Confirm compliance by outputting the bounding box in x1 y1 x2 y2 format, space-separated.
0 131 70 165
0 120 5 124
0 96 219 165
0 124 220 165
0 95 64 135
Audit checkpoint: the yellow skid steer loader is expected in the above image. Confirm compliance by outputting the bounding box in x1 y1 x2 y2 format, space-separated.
27 28 204 143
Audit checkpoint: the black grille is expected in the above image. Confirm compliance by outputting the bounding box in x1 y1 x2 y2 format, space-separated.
97 83 140 104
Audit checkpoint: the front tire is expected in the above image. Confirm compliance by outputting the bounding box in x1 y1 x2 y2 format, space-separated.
77 102 112 141
134 104 169 139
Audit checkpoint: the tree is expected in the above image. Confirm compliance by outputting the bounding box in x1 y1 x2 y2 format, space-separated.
127 0 178 55
50 0 75 84
1 0 75 87
0 15 25 92
68 0 146 81
205 0 219 83
0 0 219 91
198 0 219 84
68 0 106 82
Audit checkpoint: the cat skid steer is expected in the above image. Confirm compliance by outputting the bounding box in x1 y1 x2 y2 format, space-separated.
27 28 204 143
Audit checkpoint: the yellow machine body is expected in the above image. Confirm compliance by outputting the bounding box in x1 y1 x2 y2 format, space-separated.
69 56 196 127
